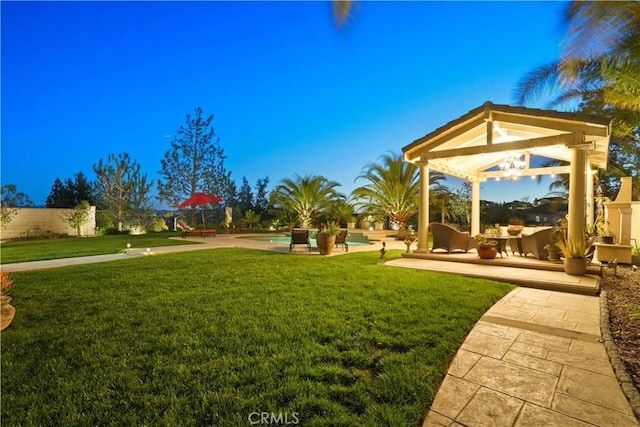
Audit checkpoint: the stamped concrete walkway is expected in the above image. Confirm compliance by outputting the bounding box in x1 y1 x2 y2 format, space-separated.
423 287 639 426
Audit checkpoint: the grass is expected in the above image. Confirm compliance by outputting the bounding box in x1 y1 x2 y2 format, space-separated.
1 248 514 426
0 231 197 264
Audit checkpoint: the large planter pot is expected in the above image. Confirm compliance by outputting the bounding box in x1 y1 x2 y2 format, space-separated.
477 243 498 260
631 255 640 267
564 258 587 276
346 222 356 230
374 221 385 231
317 234 336 256
507 227 522 236
1 302 16 331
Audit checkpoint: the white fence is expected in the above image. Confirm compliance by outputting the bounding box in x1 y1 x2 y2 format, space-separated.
1 207 97 240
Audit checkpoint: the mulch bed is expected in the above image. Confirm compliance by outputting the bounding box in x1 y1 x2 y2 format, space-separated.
600 265 640 392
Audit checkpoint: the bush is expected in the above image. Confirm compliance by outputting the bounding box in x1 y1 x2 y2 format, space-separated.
147 216 168 232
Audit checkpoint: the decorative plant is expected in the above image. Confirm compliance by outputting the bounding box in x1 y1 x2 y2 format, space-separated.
319 221 341 236
1 271 14 304
596 220 614 237
475 234 497 245
556 237 593 259
404 232 417 246
545 226 565 250
632 244 640 257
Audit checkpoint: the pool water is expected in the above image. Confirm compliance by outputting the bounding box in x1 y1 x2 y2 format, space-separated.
248 235 373 246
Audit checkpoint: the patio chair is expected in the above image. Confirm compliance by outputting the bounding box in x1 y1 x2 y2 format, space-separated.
335 229 349 252
290 229 311 252
518 228 552 260
430 223 476 254
177 220 217 238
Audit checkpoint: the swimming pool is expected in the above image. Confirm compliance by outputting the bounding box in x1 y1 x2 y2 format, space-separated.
246 234 373 246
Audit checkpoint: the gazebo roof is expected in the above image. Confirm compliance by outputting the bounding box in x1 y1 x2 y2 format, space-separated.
402 101 612 181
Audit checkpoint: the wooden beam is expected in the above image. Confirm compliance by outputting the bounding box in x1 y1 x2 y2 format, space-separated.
420 133 575 160
492 111 610 137
479 165 572 179
404 115 485 155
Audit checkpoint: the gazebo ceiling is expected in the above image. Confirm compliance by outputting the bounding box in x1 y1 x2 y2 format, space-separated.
403 101 612 182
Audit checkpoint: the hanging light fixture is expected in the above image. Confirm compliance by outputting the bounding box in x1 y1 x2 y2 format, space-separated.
499 153 525 180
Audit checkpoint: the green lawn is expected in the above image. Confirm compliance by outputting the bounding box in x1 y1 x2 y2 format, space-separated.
0 232 197 264
1 248 514 426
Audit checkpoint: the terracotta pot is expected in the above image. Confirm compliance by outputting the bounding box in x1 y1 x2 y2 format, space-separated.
1 303 16 331
317 234 336 255
477 243 498 259
374 221 384 231
346 222 356 230
564 258 587 276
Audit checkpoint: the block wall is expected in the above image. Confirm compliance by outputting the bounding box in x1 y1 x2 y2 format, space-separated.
1 207 97 240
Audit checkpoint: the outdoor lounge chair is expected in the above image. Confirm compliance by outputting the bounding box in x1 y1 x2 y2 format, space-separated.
177 220 217 238
430 222 476 253
517 228 552 260
334 230 349 252
290 229 311 252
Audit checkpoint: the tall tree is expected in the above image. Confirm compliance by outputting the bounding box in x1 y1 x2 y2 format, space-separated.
1 184 33 207
351 152 444 238
94 152 152 231
237 176 254 216
157 107 231 224
46 172 96 208
1 184 33 228
254 176 270 216
46 178 74 208
273 174 344 228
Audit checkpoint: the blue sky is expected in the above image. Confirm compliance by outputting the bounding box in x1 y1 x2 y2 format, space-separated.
1 1 569 207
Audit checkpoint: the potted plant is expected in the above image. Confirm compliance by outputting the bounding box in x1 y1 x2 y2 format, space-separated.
475 234 498 259
545 226 564 261
507 220 524 236
360 214 374 231
597 220 615 244
374 216 385 231
346 216 357 230
404 232 417 254
632 244 640 266
1 271 16 331
556 237 592 276
317 222 341 255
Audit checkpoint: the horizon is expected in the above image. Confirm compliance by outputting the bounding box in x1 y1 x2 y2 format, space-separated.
2 1 571 207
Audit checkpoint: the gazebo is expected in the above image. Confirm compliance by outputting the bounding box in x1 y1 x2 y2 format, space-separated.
402 101 612 253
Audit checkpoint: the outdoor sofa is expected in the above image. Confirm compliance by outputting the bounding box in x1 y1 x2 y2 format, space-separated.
516 227 552 260
430 223 476 254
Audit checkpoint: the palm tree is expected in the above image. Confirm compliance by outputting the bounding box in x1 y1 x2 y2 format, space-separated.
430 183 454 224
515 1 640 200
514 1 640 138
272 174 344 228
352 152 444 238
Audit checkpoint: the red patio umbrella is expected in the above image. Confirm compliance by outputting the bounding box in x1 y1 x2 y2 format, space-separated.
178 192 223 225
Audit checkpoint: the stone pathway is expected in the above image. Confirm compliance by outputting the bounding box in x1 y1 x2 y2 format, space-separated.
423 287 639 426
